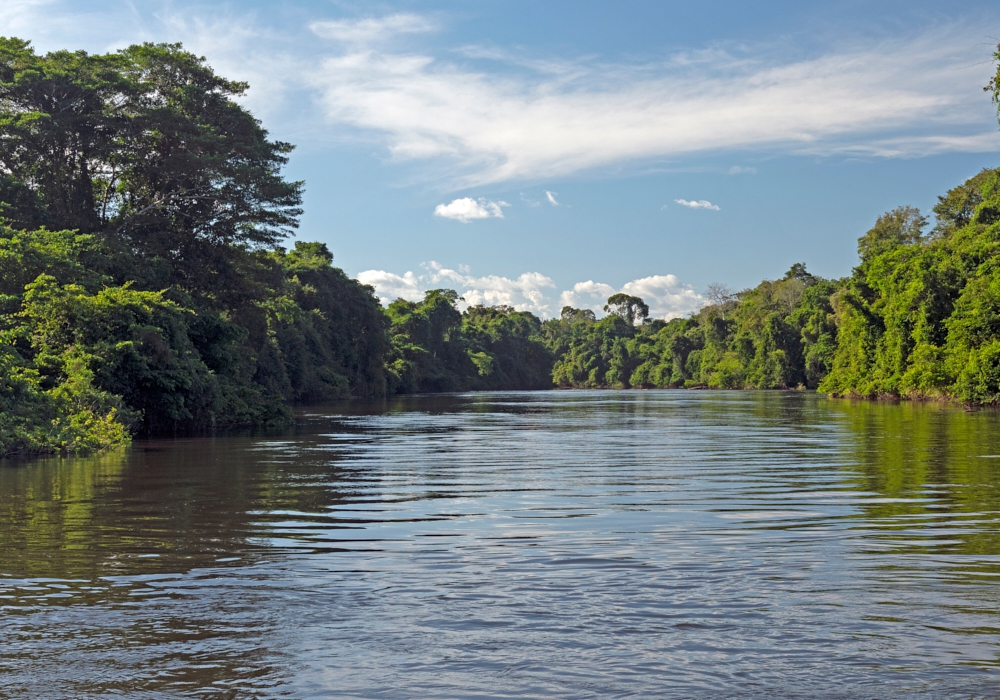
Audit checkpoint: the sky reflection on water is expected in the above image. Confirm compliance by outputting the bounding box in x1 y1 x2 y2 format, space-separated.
2 391 1000 698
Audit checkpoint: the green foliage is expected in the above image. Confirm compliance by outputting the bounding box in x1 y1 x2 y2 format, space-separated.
3 35 1000 455
0 225 393 450
385 290 468 392
0 39 395 455
383 292 554 393
856 206 927 264
0 340 129 456
821 168 1000 404
461 304 554 389
270 242 390 401
548 312 635 388
932 169 994 238
604 293 649 326
0 38 302 292
546 265 845 392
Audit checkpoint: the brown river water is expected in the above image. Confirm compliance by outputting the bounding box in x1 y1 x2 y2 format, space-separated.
2 390 1000 699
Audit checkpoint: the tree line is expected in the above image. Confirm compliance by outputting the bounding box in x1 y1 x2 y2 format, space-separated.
1 38 1000 455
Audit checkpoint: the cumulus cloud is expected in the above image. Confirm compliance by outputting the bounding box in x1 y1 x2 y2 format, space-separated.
559 281 616 310
357 262 556 315
310 14 436 44
359 263 703 320
356 269 423 302
545 191 560 206
423 262 555 313
308 24 1000 186
675 199 720 210
433 197 509 222
558 276 703 320
621 275 705 319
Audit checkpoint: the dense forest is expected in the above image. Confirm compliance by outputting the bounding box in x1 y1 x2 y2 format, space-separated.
1 38 1000 455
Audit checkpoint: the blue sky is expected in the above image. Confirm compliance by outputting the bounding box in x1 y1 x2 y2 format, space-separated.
4 0 1000 317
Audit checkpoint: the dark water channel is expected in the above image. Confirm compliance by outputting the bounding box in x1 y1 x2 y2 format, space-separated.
3 391 1000 698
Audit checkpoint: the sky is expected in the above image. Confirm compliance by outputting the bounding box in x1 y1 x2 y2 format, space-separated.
4 0 1000 318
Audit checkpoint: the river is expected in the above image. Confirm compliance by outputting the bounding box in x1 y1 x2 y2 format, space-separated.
2 391 1000 698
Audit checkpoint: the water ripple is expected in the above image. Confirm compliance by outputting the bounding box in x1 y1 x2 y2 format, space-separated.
2 391 1000 698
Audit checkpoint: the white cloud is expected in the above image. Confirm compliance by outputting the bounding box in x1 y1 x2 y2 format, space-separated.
309 25 1000 186
359 264 703 320
0 0 76 41
809 131 1000 158
433 197 509 222
545 191 559 206
153 13 303 121
728 165 757 175
11 7 997 188
357 262 556 315
559 281 617 310
310 13 436 44
356 269 423 302
422 262 555 313
559 277 703 320
621 275 705 320
675 199 720 210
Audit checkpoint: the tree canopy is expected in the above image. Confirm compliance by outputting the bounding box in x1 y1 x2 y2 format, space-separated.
2 37 1000 456
604 293 649 326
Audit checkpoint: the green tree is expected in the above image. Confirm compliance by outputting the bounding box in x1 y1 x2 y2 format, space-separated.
604 293 649 326
0 38 303 300
856 206 927 265
821 167 1000 404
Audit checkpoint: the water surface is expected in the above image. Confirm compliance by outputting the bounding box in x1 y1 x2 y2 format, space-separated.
3 391 1000 698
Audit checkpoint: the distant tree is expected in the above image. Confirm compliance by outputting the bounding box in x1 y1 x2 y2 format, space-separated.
705 283 736 306
774 278 806 314
856 206 927 264
931 169 994 238
704 283 738 319
560 306 596 323
604 293 648 326
783 263 816 285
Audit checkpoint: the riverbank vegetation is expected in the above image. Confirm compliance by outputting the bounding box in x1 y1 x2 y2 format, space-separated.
2 38 1000 455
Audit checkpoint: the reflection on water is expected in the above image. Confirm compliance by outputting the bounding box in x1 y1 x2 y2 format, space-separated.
3 391 1000 698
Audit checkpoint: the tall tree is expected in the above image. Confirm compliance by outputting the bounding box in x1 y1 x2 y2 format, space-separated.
0 39 303 297
604 293 649 326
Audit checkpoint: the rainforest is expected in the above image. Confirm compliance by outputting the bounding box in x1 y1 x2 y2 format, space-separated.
2 37 1000 455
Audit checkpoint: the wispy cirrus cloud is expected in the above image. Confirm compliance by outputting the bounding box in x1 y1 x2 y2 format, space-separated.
0 0 64 35
309 13 436 44
309 22 1000 187
11 5 998 191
